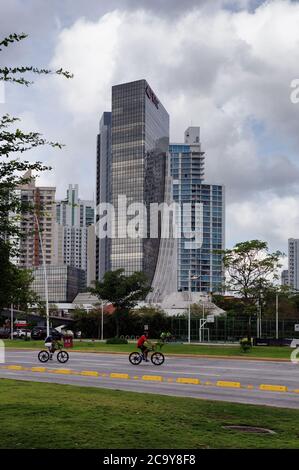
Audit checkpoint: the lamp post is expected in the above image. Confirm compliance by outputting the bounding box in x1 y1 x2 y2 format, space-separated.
188 270 199 343
34 214 49 337
276 292 279 340
101 298 104 341
10 303 13 340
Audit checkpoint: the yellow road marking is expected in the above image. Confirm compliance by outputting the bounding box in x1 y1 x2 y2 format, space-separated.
31 367 46 373
216 381 241 389
259 384 288 392
52 369 72 375
7 365 23 371
177 377 200 385
110 373 129 380
1 364 295 395
142 375 163 382
80 370 99 377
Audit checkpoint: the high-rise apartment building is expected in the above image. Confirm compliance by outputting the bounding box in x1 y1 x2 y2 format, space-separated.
281 269 289 286
170 127 225 293
55 184 94 280
288 238 299 290
15 170 56 268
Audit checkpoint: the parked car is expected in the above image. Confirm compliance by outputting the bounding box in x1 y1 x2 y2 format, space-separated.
31 326 62 340
0 328 10 339
13 329 31 339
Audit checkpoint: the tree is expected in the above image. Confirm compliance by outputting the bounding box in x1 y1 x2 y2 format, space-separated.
187 303 214 318
218 240 284 340
212 294 246 318
261 285 299 320
0 245 37 312
73 307 116 339
131 306 170 337
0 33 72 310
90 269 151 337
9 267 38 311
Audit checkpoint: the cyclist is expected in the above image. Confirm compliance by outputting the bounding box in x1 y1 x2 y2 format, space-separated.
137 332 150 362
44 334 60 360
160 331 172 343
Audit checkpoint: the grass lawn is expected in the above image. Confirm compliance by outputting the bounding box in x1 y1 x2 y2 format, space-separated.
0 379 298 449
3 339 293 359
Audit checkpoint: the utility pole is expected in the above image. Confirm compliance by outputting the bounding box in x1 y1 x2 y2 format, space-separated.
188 271 199 343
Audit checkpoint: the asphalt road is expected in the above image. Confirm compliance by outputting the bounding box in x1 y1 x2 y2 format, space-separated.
1 349 299 409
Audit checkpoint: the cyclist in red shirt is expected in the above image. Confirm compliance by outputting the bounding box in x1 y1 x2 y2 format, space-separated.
137 332 149 362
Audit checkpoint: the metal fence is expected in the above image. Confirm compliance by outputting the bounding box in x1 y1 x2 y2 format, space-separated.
169 317 299 342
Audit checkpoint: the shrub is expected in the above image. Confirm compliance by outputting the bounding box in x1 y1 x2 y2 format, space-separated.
240 337 252 352
106 337 128 344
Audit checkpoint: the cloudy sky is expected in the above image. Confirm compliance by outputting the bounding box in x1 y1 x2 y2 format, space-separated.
1 0 299 263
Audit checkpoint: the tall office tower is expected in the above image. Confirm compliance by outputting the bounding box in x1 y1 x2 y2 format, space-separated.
288 238 299 290
281 269 289 286
170 127 225 293
96 112 112 281
55 184 94 276
110 79 170 286
15 170 56 268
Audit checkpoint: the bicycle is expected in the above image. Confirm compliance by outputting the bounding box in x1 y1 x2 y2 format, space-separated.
129 342 165 366
38 343 69 364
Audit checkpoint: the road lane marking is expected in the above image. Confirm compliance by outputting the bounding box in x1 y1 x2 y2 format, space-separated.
80 371 99 377
110 373 130 380
216 381 241 389
51 369 72 375
0 364 297 395
142 375 163 382
259 384 288 392
31 367 46 373
176 377 200 385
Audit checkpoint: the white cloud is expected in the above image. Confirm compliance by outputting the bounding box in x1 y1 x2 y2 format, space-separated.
4 0 299 252
227 194 299 262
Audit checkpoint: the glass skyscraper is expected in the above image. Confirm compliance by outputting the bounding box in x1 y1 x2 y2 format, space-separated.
170 127 225 293
96 112 112 280
110 79 169 285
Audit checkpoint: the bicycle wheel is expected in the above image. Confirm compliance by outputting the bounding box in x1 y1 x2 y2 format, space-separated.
57 350 69 363
129 351 142 365
151 352 165 366
38 350 50 363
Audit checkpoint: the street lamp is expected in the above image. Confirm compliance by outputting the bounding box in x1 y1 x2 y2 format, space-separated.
276 291 279 340
188 270 199 343
101 298 104 341
34 213 50 337
10 303 13 340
